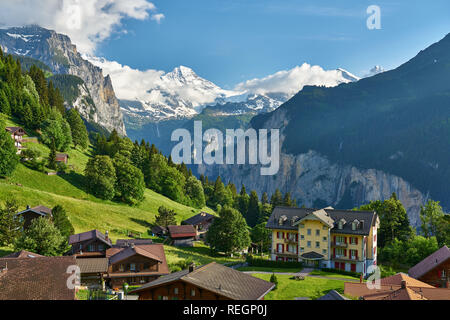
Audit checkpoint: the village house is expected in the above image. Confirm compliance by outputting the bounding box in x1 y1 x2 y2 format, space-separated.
182 212 215 239
68 230 112 257
408 245 450 288
114 239 154 248
16 205 53 229
76 257 109 289
5 126 26 150
0 256 77 300
129 262 275 300
344 273 450 300
151 225 168 237
167 225 197 247
105 243 169 290
266 207 379 276
56 153 69 164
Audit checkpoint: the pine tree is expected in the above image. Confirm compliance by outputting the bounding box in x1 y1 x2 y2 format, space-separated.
246 190 261 228
261 192 269 205
0 197 22 246
66 108 89 149
47 139 57 170
270 189 284 208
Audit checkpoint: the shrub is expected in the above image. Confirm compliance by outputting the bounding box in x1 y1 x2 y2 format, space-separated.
246 255 303 269
270 273 278 289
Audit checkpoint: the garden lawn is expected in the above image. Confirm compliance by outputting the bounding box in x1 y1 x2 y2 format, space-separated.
252 274 345 300
309 270 361 280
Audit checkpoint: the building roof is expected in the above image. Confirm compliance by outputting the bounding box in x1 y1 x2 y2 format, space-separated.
151 225 167 235
168 225 197 238
115 239 154 248
0 256 77 300
56 153 69 159
68 230 112 247
408 246 450 280
300 251 325 260
266 206 377 235
317 290 350 300
76 257 109 274
130 262 275 300
344 273 450 300
16 205 53 218
107 244 169 275
182 212 215 226
6 127 26 135
3 250 44 259
295 209 334 228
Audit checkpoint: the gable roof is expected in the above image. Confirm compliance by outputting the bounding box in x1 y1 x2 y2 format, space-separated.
6 127 26 135
130 262 275 300
151 225 167 235
68 230 112 247
182 212 215 226
266 206 377 235
168 225 197 238
108 244 168 273
0 256 76 300
408 246 450 279
3 250 44 259
17 205 53 218
294 209 334 228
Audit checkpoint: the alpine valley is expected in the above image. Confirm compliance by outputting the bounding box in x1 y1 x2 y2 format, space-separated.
2 25 449 227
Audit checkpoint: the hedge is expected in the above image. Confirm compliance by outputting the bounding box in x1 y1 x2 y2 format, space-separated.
320 267 361 278
246 256 303 269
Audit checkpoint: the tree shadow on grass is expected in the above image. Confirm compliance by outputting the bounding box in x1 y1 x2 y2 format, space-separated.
59 171 89 193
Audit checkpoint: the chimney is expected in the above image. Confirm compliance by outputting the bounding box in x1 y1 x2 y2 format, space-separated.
105 230 109 242
401 280 406 289
26 205 30 210
130 243 135 249
189 263 196 273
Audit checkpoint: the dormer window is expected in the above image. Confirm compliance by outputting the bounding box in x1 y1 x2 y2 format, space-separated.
278 215 287 226
338 218 346 230
352 219 359 231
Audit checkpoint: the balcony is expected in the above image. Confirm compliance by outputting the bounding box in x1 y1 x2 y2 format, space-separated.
284 238 298 244
333 255 359 261
332 242 348 248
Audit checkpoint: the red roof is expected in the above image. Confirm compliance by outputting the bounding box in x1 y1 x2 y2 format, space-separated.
409 246 450 279
168 225 197 238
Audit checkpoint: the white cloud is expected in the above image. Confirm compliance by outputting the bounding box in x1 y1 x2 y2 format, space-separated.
151 13 165 24
0 0 163 54
234 63 358 96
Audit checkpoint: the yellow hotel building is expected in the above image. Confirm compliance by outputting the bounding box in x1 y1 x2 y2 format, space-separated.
266 207 380 276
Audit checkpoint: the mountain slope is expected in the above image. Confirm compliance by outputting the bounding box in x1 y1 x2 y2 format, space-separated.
0 26 126 135
248 32 450 219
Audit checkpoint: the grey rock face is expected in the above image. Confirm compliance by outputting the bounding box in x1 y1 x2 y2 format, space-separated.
0 26 126 135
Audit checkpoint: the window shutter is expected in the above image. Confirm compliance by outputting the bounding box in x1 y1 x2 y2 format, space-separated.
344 237 347 244
296 234 298 242
333 248 336 258
356 250 358 260
334 236 336 244
344 249 347 256
356 237 358 245
296 246 298 254
282 244 285 253
282 232 285 239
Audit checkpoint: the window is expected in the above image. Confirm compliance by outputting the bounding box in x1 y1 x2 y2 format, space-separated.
299 224 305 229
191 289 196 297
307 229 311 236
174 288 179 294
323 236 327 242
352 222 357 231
350 237 357 245
277 244 283 253
300 235 305 240
322 249 327 254
119 264 124 272
307 241 311 248
88 244 95 252
336 236 345 244
130 263 136 271
316 229 320 236
316 242 320 248
98 244 104 251
277 232 282 239
336 248 345 257
300 247 305 253
322 226 327 230
288 233 296 241
288 244 297 253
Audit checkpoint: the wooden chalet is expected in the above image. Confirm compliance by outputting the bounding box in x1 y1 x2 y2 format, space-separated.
105 244 169 290
68 230 112 258
167 225 197 247
409 246 450 288
16 205 53 229
129 262 275 300
182 212 215 239
5 126 26 149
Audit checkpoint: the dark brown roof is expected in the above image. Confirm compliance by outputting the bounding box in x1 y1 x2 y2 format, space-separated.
168 225 197 238
151 225 167 235
3 250 44 259
6 127 26 135
76 257 108 274
266 206 377 235
409 246 450 279
108 244 169 274
17 205 53 218
69 230 112 247
0 256 77 300
115 239 153 247
182 212 215 226
130 262 275 300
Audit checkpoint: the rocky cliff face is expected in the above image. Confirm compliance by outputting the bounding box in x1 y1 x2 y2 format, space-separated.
0 26 126 135
198 107 427 226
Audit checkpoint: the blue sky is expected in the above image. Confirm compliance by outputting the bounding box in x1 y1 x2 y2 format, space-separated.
85 1 450 87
